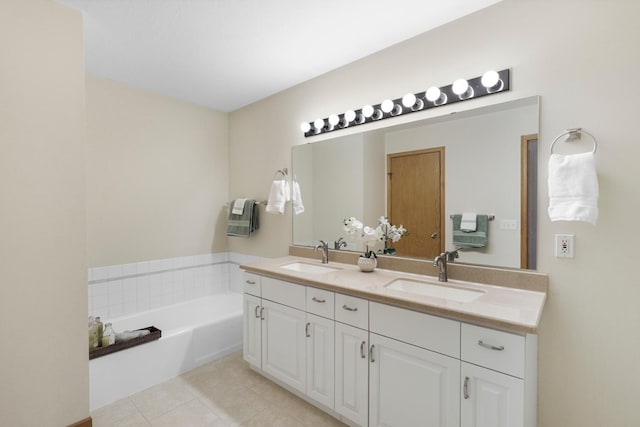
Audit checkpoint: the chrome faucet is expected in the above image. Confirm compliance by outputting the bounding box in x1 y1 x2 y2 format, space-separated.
314 240 329 264
334 237 347 250
433 250 460 282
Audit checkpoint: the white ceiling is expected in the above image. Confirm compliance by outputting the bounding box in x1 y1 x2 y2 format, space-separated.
56 0 501 112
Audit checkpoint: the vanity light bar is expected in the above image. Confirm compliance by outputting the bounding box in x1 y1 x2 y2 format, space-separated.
301 69 510 137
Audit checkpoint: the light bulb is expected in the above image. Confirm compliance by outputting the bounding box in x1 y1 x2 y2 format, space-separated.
402 93 416 108
344 110 356 123
313 118 325 132
362 105 374 118
452 79 469 95
328 114 340 127
481 70 500 88
425 87 441 102
381 99 394 113
300 122 311 133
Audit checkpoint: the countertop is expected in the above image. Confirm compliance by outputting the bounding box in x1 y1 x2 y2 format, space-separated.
240 256 546 334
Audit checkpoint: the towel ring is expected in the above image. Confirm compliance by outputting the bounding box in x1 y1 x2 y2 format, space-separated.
550 128 598 154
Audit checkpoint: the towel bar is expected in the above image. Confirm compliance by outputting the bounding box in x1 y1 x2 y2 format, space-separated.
449 214 495 221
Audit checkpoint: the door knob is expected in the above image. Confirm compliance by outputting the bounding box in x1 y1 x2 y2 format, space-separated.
430 232 438 238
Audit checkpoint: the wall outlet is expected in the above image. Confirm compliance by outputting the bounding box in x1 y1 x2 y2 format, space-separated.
555 234 574 258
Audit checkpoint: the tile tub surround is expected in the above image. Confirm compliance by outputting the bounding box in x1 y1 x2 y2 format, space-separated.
242 248 548 334
88 252 266 319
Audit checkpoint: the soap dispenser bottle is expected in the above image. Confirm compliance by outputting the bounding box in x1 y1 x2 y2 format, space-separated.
102 323 115 347
95 316 104 347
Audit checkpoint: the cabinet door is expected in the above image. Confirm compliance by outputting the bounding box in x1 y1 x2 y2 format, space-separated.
461 362 524 427
369 333 460 427
243 294 262 367
261 299 307 393
306 313 335 409
335 322 369 427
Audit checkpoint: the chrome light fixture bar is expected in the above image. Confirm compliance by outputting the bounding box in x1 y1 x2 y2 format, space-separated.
300 69 510 137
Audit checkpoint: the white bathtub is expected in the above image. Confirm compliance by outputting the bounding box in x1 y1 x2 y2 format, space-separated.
90 293 243 410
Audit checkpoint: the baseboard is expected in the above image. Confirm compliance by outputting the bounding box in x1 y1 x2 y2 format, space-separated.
68 416 92 427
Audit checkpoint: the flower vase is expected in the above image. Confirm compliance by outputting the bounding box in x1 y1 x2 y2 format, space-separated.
358 256 377 272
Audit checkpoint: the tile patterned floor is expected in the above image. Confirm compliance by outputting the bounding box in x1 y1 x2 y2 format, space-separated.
91 351 347 427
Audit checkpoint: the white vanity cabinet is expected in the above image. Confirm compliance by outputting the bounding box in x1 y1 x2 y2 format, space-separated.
369 302 461 427
460 323 535 427
334 295 370 427
242 270 538 427
242 273 336 407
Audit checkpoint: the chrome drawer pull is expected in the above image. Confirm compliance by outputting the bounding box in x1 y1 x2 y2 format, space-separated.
360 341 366 359
305 322 311 338
478 340 505 351
254 305 260 318
312 297 326 303
342 304 358 312
245 280 256 285
463 377 470 399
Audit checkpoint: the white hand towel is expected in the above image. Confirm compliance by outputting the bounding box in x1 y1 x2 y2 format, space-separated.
460 212 477 232
232 198 246 215
548 152 599 225
292 181 305 215
266 180 287 215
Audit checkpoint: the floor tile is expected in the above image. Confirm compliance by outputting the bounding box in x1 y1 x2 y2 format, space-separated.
130 377 196 420
92 352 346 427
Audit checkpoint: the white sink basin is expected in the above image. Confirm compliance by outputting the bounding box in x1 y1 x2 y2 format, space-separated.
280 262 341 274
385 278 485 303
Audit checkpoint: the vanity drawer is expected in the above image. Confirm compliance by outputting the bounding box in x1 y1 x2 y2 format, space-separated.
261 277 306 310
306 287 335 319
335 294 368 330
461 323 525 378
243 272 261 296
370 302 460 358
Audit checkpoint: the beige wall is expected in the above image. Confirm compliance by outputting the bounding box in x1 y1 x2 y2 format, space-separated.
229 1 640 425
86 76 229 267
0 0 89 425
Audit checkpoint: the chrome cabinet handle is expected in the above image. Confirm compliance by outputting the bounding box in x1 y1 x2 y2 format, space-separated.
312 297 326 303
478 340 505 351
260 307 265 320
254 305 260 318
463 377 470 399
245 280 256 285
369 344 375 362
360 341 366 359
342 304 358 312
305 322 311 338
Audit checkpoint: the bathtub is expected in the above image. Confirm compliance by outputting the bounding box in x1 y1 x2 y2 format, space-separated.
89 292 243 410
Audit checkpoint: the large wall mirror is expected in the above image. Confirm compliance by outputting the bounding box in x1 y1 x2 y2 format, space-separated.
292 96 539 270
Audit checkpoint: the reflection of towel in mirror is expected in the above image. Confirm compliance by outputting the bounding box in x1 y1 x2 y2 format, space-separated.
452 214 488 248
548 152 599 225
266 179 290 215
227 199 259 237
292 180 304 215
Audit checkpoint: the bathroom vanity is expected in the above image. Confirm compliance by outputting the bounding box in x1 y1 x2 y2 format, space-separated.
240 254 546 427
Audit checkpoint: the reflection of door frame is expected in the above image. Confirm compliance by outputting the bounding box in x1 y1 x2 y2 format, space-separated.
386 147 445 257
520 134 538 269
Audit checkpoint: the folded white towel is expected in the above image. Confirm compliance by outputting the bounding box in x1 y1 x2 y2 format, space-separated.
292 181 304 215
460 212 477 232
266 180 289 215
548 152 599 225
232 198 246 215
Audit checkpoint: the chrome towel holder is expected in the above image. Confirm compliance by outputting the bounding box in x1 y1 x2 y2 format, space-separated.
550 128 598 154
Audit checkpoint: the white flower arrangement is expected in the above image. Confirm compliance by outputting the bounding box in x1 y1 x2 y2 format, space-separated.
343 216 408 257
